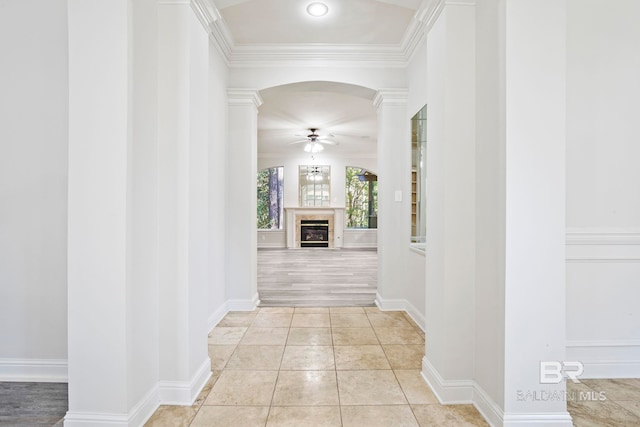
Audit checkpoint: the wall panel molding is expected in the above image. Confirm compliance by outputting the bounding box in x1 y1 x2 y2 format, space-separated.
566 228 640 262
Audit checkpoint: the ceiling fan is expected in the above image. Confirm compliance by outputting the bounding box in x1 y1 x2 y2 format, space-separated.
288 129 339 153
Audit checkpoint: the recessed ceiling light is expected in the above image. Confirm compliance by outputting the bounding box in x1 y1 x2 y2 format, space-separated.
307 2 329 17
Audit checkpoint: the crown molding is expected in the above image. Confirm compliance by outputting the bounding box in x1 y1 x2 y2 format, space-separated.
195 0 455 68
373 89 409 110
400 0 444 62
227 44 408 68
227 88 264 108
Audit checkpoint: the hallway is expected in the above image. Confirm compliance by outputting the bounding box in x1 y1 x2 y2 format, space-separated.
2 307 639 425
146 306 488 426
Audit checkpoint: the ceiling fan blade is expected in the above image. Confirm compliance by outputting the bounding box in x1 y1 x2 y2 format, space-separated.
319 139 339 146
287 139 309 145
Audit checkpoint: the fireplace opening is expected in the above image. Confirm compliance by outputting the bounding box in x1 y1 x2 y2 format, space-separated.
300 220 329 248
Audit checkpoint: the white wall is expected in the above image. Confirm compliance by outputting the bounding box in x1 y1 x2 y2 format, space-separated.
157 3 211 402
207 32 230 327
0 0 68 381
473 0 506 410
502 0 568 420
565 0 640 377
127 0 160 410
421 3 476 397
405 29 429 327
230 65 405 94
67 0 132 417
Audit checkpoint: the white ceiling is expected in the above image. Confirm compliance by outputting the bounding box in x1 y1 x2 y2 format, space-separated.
258 82 378 156
219 0 417 45
211 0 423 157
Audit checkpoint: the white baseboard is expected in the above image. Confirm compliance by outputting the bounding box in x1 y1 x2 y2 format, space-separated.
566 340 640 378
227 292 260 311
421 356 474 403
159 357 212 405
0 358 68 382
472 383 573 427
404 300 426 332
257 243 286 249
63 411 129 426
374 293 406 311
342 243 378 249
472 382 503 427
374 293 425 332
128 385 160 427
65 361 210 426
208 303 229 332
422 357 573 427
502 413 573 426
64 388 162 427
577 360 640 379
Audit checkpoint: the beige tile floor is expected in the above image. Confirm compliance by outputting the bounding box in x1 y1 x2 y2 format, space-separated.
145 306 489 427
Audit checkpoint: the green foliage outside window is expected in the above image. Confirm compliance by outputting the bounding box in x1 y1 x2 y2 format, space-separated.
257 167 283 229
345 167 378 229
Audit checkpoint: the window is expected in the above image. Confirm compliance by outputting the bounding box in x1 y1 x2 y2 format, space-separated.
257 166 284 229
299 165 330 207
411 105 427 244
345 167 378 228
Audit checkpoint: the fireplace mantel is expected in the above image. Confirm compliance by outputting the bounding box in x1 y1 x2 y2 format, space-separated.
284 207 345 249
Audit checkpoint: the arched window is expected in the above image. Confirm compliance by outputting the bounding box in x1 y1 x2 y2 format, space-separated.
345 167 378 229
257 166 284 229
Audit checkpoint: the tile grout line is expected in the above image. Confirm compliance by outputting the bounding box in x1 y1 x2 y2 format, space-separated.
328 308 346 426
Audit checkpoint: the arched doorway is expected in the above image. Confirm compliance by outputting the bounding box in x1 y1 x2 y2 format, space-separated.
255 81 379 306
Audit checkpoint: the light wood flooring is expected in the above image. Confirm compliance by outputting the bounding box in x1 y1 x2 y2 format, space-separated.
257 248 377 307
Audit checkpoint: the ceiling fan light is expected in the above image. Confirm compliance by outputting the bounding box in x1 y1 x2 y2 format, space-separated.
306 2 328 17
304 142 312 152
312 142 324 153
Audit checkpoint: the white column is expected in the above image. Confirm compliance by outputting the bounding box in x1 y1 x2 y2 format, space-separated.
502 0 570 424
374 90 410 307
157 0 211 404
421 1 476 401
67 1 129 421
226 89 263 309
67 0 160 424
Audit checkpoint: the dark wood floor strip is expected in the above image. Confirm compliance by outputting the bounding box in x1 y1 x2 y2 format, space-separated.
0 382 67 426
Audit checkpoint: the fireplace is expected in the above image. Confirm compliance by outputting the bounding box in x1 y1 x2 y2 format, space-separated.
300 220 329 247
284 208 344 249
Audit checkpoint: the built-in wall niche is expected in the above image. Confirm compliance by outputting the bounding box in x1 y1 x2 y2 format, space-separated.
411 104 427 246
299 165 330 207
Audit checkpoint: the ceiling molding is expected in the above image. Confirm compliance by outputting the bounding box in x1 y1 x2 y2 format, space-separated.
191 0 233 62
227 89 264 108
401 0 445 62
373 89 409 111
445 0 476 5
228 44 409 68
197 0 451 67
